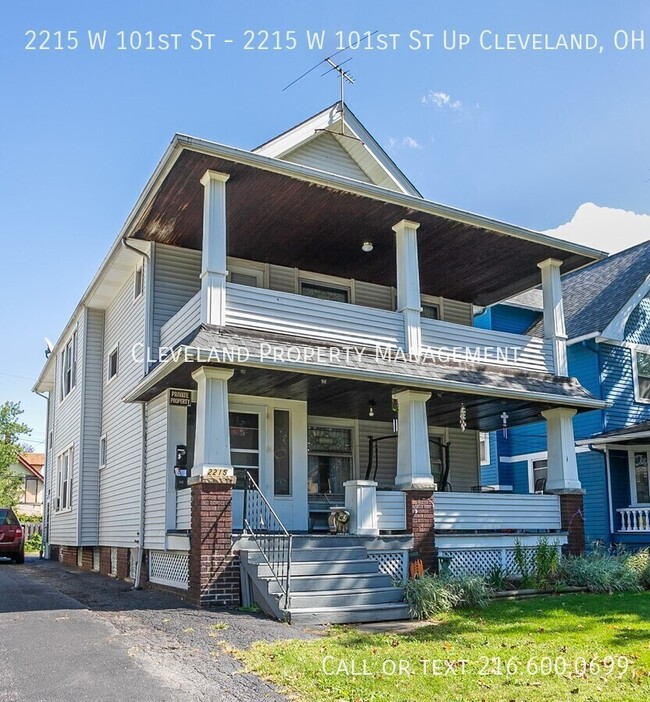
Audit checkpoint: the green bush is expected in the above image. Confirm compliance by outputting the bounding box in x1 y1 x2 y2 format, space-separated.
533 537 560 588
403 573 460 619
557 548 642 593
625 548 650 589
25 532 42 552
449 575 492 609
403 573 492 619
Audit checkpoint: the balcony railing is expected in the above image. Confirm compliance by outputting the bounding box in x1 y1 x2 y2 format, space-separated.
158 284 556 375
618 506 650 532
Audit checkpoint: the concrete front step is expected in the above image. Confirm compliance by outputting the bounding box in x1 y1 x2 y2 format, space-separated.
256 558 380 578
287 586 405 609
265 572 394 594
288 602 411 625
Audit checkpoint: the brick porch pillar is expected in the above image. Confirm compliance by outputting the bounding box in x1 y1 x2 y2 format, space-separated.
558 491 585 556
405 490 436 572
188 474 240 607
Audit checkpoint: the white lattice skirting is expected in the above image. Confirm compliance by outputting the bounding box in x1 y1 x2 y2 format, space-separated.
149 551 189 590
368 550 409 582
438 545 562 578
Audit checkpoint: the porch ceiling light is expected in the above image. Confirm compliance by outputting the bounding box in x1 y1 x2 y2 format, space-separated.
368 400 376 418
362 240 374 252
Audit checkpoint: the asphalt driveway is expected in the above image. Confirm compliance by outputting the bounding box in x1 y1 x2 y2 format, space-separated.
0 556 311 701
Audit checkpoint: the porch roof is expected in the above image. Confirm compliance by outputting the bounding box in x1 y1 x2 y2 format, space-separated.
130 136 606 306
126 325 606 431
576 420 650 446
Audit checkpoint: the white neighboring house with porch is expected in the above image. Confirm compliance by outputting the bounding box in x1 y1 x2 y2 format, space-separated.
34 103 606 623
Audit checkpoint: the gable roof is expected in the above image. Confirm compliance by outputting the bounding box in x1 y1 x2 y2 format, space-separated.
17 453 45 479
254 102 422 196
528 239 650 340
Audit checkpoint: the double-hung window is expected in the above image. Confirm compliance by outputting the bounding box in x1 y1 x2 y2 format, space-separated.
634 350 650 403
307 425 353 494
56 446 73 511
60 332 77 400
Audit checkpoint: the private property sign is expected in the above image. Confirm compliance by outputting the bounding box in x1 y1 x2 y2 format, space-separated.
169 389 191 406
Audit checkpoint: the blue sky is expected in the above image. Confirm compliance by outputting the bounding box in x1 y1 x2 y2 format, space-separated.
1 1 650 446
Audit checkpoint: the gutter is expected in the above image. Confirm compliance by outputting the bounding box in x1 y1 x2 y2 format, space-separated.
567 332 601 346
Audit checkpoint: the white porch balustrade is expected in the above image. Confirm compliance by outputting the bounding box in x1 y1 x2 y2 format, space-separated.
618 506 650 532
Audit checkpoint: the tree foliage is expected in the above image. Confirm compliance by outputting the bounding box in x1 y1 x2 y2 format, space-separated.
0 401 31 507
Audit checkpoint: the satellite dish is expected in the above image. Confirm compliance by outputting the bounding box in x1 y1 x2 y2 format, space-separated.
44 337 53 358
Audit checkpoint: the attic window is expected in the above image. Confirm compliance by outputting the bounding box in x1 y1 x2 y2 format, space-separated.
60 331 77 400
634 350 650 403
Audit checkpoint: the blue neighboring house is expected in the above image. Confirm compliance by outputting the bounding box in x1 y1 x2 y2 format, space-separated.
475 240 650 548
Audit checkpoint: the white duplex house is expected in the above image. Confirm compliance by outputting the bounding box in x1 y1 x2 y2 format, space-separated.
34 103 606 623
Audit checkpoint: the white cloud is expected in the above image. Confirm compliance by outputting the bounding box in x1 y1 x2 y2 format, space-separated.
422 90 463 111
544 203 650 254
388 136 421 150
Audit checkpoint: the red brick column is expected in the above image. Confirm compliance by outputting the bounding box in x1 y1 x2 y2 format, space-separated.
405 490 436 573
80 547 94 571
188 475 240 607
99 547 112 575
116 548 130 580
557 491 585 556
59 546 77 566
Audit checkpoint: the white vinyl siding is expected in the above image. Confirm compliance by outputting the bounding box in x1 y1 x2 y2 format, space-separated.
283 132 371 183
99 266 147 548
357 419 397 488
355 280 393 311
144 393 168 549
49 311 84 545
447 428 480 492
152 243 201 350
176 488 191 530
442 298 473 326
79 307 104 545
268 264 296 294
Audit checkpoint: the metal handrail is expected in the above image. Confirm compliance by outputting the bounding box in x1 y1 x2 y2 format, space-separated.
242 471 293 609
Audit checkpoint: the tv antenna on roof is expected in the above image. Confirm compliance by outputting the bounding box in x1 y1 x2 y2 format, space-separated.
283 30 378 136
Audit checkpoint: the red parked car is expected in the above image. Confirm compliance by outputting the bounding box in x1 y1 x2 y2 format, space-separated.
0 508 24 564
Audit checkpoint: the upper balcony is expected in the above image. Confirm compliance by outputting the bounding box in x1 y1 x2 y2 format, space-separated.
159 282 555 376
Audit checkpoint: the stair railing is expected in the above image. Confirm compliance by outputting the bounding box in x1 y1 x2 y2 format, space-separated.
242 471 293 609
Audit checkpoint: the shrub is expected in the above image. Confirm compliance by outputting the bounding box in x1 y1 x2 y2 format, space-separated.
25 532 42 552
533 537 560 589
403 573 460 619
403 573 492 619
449 575 492 609
557 549 642 593
486 564 511 591
513 538 533 588
625 548 650 589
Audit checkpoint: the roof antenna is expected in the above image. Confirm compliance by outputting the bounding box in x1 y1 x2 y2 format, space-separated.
283 31 378 138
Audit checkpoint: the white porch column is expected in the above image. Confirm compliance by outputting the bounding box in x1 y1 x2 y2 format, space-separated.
344 480 379 536
191 366 234 477
199 170 230 326
394 389 435 489
542 407 582 492
393 219 422 355
538 258 568 376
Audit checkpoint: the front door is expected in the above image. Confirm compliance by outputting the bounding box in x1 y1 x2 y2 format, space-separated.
231 401 308 532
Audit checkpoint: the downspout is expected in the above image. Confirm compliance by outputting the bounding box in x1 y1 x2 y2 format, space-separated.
122 237 152 590
35 390 49 559
586 444 610 544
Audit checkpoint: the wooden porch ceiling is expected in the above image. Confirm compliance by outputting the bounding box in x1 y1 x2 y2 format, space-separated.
140 362 561 432
131 148 598 305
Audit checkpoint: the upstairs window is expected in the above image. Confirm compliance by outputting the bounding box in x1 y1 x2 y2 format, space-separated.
300 281 349 304
133 266 143 299
228 264 264 287
60 331 77 400
635 350 650 402
99 435 107 469
422 303 440 320
107 346 119 382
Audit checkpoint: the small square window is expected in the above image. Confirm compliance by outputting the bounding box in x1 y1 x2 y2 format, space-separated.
108 348 119 381
422 304 440 320
635 350 650 402
134 266 143 299
300 281 349 303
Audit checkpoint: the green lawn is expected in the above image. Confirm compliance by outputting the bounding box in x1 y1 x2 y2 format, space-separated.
238 592 650 702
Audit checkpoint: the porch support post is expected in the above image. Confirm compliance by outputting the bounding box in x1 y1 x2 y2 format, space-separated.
542 407 581 492
191 366 234 477
393 219 422 355
542 406 585 555
394 389 434 489
200 170 230 326
538 258 568 376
